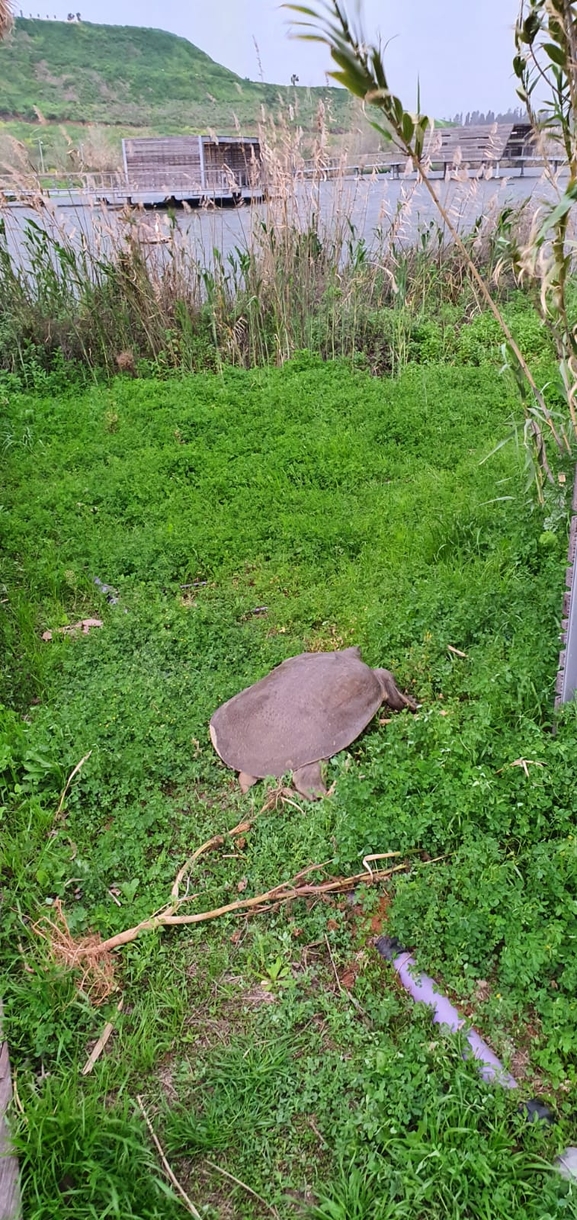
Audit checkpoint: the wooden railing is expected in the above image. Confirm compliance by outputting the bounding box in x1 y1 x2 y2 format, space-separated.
299 152 567 179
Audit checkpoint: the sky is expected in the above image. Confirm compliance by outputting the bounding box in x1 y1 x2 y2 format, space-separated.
23 0 522 118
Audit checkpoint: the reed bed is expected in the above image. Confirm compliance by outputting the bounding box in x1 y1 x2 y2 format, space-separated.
0 117 532 383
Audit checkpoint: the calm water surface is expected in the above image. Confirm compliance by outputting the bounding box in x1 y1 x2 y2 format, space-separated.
2 171 563 266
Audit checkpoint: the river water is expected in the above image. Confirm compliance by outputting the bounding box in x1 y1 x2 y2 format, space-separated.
1 169 563 267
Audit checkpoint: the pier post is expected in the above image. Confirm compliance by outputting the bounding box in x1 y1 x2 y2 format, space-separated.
198 136 206 191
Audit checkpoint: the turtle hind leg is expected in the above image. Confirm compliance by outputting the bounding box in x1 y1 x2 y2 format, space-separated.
293 762 327 801
239 772 259 794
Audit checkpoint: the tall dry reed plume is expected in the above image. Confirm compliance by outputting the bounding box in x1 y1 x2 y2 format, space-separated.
0 0 13 40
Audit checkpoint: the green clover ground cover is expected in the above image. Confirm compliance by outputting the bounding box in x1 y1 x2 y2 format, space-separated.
2 354 577 1217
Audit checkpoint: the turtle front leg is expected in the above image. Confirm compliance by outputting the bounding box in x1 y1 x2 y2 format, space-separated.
293 762 327 801
239 772 259 794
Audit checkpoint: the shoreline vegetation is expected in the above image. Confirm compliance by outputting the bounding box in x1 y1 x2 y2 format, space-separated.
0 131 558 385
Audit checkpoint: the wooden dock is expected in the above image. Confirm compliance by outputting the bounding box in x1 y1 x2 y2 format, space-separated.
1 180 265 210
114 134 264 208
0 122 568 209
1 133 266 209
0 1005 20 1220
302 122 566 181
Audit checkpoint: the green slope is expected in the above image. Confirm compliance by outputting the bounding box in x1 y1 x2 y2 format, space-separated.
0 17 354 133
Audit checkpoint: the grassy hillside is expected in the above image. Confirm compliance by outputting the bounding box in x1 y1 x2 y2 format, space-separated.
0 17 354 132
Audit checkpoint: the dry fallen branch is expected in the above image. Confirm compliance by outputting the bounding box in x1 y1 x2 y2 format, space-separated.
362 851 402 876
496 758 545 776
170 832 227 901
91 860 407 954
34 856 408 998
43 861 406 948
34 797 433 998
260 784 309 815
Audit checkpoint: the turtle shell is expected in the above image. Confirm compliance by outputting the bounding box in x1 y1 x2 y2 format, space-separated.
209 647 384 778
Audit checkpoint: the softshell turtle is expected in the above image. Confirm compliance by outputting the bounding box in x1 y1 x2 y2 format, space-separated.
209 646 415 800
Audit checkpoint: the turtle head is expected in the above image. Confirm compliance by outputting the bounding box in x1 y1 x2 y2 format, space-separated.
374 668 417 712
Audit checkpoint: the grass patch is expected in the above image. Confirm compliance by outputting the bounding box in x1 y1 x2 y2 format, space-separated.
2 355 577 1217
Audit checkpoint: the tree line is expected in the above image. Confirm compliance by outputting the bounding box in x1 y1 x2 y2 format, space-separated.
448 108 526 126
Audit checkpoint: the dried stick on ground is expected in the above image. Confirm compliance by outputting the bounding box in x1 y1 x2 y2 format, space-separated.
0 1000 21 1220
54 751 92 821
137 1095 202 1220
204 1158 280 1220
171 813 253 901
81 998 123 1075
